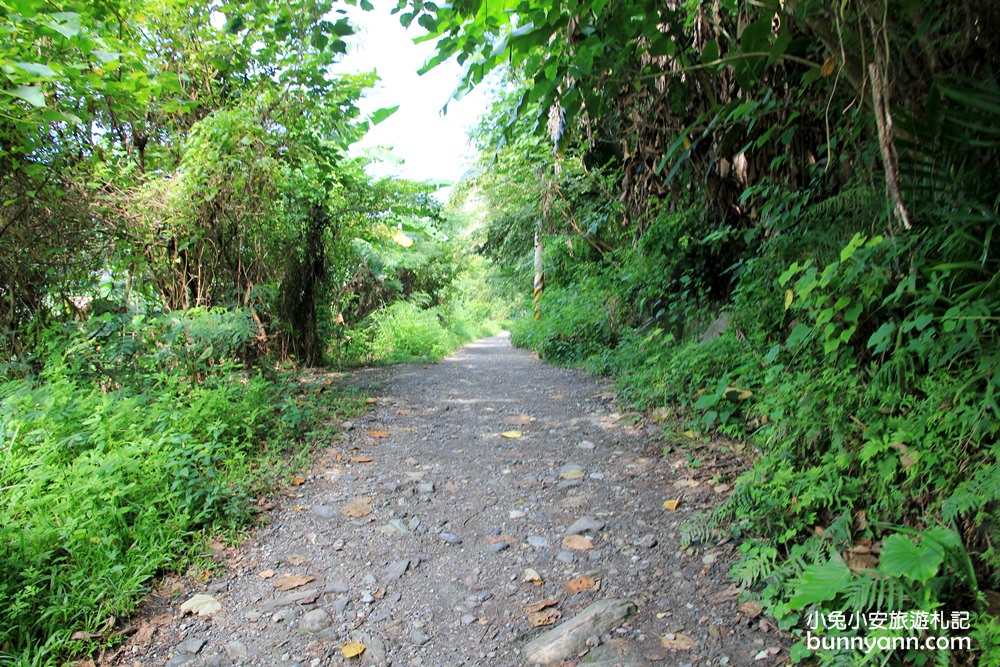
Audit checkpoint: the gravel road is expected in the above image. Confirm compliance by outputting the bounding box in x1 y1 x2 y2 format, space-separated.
111 333 787 667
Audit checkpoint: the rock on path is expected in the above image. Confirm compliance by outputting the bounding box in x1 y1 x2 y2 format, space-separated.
114 334 787 666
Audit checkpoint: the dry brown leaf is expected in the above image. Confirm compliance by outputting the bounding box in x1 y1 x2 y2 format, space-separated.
349 455 374 463
259 569 276 579
291 476 306 486
396 409 412 415
342 496 373 518
487 534 516 544
663 499 681 511
367 430 389 438
341 641 366 658
364 397 377 404
738 601 762 618
562 535 594 551
273 574 314 591
661 633 697 650
70 630 98 641
524 598 559 613
500 430 522 439
565 575 598 593
528 608 561 627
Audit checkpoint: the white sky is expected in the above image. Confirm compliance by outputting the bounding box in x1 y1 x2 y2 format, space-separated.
331 2 493 191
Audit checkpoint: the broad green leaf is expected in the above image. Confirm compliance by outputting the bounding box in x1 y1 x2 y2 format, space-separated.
786 322 811 348
12 62 57 79
4 85 46 107
880 533 943 583
789 556 851 609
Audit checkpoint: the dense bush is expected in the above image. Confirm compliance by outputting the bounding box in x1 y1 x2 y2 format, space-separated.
0 311 337 665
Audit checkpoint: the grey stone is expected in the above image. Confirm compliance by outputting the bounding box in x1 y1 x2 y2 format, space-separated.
300 608 331 632
566 516 605 535
384 558 411 581
636 533 658 549
333 596 350 614
225 641 249 661
556 550 575 563
176 638 206 655
527 535 549 548
439 532 462 544
379 519 409 536
311 504 338 519
324 581 350 594
410 629 431 646
487 542 509 554
417 482 435 494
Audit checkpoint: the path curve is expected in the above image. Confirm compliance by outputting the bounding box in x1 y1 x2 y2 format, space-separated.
118 334 786 666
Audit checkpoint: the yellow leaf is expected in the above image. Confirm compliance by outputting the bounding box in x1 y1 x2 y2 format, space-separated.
723 386 752 402
562 535 594 551
821 55 836 77
560 469 585 480
392 231 414 247
341 641 366 658
663 499 681 511
367 430 389 438
364 397 377 404
349 455 373 463
291 476 306 486
784 289 794 310
500 430 522 439
521 568 543 585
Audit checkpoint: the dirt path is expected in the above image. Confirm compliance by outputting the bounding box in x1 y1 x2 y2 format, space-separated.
115 334 787 666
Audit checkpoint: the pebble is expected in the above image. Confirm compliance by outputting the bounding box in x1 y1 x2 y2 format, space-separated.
461 613 477 625
556 550 575 563
527 535 549 548
225 640 249 661
702 553 717 565
333 596 350 614
577 440 596 450
411 629 431 645
380 519 409 536
488 542 509 554
384 558 412 580
176 638 206 655
310 504 338 519
637 533 658 549
509 509 527 519
440 532 463 544
300 608 331 632
417 482 435 494
566 516 605 535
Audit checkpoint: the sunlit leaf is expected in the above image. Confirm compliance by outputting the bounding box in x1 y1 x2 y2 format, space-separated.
4 85 46 108
341 641 366 658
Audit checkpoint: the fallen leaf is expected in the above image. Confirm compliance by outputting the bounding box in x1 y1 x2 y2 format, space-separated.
712 483 731 494
341 641 366 658
364 397 377 404
487 534 516 544
283 553 307 566
521 568 543 585
349 455 373 463
367 430 389 438
396 409 412 415
661 632 696 650
500 430 522 439
663 499 681 510
724 386 753 402
70 630 98 641
565 575 598 593
342 496 373 519
559 469 585 480
562 535 594 551
524 598 559 613
180 594 222 618
528 608 561 627
259 569 276 579
737 601 762 618
755 647 782 660
291 476 306 485
273 574 314 591
674 478 700 488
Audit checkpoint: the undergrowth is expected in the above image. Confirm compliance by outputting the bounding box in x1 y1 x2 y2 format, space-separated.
0 309 351 666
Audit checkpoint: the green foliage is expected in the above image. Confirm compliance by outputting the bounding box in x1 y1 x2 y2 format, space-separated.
0 312 335 665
